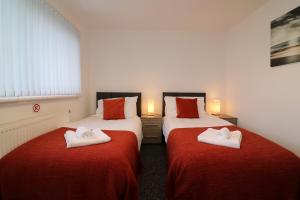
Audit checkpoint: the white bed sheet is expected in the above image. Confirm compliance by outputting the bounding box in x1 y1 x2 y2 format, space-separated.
163 114 233 142
65 116 143 150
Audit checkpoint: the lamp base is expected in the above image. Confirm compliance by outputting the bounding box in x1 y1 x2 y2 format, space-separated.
144 114 160 118
147 114 156 117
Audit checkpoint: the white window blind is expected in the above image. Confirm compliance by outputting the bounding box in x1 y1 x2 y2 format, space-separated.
0 0 81 100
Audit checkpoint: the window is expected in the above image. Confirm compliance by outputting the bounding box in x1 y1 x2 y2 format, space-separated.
0 0 81 101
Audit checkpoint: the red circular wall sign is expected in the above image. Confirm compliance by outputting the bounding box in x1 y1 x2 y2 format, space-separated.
33 104 40 112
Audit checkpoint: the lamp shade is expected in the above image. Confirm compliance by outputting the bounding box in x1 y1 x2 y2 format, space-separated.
147 100 154 115
211 99 221 115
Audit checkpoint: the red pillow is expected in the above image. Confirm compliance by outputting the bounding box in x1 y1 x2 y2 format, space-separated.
103 98 125 120
176 97 199 118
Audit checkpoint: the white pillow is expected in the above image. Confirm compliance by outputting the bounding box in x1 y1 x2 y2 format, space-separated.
164 96 206 117
95 101 104 118
125 96 138 118
96 96 138 119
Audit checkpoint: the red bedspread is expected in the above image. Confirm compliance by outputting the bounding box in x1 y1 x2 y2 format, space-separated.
0 127 141 200
166 126 300 200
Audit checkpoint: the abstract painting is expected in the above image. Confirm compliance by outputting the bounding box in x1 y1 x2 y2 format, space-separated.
271 6 300 67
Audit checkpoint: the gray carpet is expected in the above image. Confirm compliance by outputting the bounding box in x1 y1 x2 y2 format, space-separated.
139 144 167 200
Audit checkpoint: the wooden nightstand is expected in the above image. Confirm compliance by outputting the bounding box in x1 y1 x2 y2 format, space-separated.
218 114 238 125
141 115 162 144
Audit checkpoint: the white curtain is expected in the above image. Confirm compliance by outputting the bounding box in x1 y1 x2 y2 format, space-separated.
0 0 81 98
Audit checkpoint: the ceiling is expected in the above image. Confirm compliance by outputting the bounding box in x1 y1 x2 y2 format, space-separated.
47 0 268 31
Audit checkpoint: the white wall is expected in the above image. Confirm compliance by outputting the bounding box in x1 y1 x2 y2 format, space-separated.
226 0 300 156
84 30 227 115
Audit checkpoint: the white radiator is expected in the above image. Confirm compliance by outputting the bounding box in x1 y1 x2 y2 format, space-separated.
0 112 69 158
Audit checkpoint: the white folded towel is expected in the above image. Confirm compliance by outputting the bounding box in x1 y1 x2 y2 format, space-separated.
197 128 242 149
75 126 94 138
216 127 231 140
64 129 111 148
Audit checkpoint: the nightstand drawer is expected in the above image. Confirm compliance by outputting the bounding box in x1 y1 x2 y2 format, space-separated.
142 128 161 137
143 136 161 143
142 123 161 128
141 119 161 124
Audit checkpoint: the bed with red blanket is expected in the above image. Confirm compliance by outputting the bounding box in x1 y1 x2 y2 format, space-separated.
166 126 300 200
0 127 141 200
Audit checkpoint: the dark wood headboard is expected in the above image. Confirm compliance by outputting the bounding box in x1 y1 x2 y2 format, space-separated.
162 92 206 116
96 92 142 117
